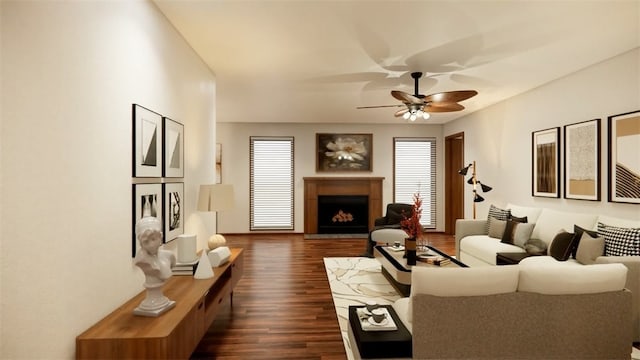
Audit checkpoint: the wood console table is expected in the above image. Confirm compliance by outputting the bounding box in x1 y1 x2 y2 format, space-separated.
76 248 244 359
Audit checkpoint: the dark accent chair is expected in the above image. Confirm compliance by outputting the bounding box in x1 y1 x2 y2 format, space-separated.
362 203 413 257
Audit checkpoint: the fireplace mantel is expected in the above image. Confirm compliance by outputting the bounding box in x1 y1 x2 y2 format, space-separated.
303 177 384 234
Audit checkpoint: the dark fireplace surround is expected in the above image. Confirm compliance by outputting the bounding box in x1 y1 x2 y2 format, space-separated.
317 195 369 234
303 177 384 234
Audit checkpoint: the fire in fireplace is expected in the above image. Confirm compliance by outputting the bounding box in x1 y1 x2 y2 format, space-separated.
317 195 369 234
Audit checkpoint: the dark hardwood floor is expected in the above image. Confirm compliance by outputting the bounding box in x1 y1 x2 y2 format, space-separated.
191 233 455 360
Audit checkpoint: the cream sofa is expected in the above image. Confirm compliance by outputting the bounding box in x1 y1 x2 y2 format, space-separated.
455 203 640 341
392 263 633 359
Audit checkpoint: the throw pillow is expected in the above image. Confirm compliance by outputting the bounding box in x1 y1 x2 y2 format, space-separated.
548 230 575 261
571 225 599 259
510 215 528 223
597 222 640 256
575 232 605 265
512 223 536 249
524 238 547 255
500 217 528 246
486 205 511 232
488 219 507 239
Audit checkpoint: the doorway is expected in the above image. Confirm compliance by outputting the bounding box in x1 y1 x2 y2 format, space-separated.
445 133 464 235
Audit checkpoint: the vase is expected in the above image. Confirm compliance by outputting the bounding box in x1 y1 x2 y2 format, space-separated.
405 237 417 265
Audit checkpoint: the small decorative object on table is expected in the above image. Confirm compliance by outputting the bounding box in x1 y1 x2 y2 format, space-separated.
133 216 176 317
401 191 423 266
208 233 227 250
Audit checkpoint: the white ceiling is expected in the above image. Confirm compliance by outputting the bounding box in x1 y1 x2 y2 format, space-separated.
154 0 639 124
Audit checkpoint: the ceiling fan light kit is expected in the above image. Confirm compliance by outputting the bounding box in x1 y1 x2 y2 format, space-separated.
358 71 478 121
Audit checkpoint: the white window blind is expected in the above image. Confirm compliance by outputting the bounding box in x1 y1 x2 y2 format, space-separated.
250 137 294 230
393 138 436 229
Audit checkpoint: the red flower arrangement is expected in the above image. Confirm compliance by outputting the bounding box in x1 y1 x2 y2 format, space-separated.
400 192 423 240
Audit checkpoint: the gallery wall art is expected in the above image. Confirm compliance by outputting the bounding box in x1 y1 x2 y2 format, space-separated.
608 110 640 204
163 117 184 178
133 104 163 177
316 133 372 172
132 104 186 257
163 182 184 242
132 183 163 257
532 127 560 198
564 119 601 201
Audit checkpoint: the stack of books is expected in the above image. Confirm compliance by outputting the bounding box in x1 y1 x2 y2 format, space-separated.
418 256 451 266
172 262 198 276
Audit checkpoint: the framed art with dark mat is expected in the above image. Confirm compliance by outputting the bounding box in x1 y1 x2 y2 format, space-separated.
133 104 163 177
132 183 163 257
163 182 184 242
532 127 560 198
316 133 372 172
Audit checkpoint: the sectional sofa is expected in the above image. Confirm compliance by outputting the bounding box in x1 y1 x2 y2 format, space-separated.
392 263 633 359
455 203 640 341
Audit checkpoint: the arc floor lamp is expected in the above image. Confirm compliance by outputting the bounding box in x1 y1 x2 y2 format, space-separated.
458 161 492 219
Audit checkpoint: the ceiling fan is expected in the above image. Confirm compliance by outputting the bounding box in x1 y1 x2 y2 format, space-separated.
357 72 478 121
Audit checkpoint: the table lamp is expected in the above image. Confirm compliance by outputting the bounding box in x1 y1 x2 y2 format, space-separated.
197 184 235 249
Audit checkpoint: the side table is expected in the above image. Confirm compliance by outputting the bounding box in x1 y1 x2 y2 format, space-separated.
496 252 538 265
348 305 412 359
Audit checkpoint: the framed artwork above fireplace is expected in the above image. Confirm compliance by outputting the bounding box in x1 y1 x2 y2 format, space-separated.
316 133 372 172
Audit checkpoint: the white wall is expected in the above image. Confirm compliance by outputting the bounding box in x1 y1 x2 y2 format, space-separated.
0 1 216 358
216 123 446 233
444 48 640 221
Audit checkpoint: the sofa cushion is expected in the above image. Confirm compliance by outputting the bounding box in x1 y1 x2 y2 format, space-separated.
506 204 542 223
519 255 582 267
460 235 525 265
548 230 575 261
531 209 598 245
518 262 627 294
576 232 605 265
371 228 407 244
411 266 519 297
598 222 640 256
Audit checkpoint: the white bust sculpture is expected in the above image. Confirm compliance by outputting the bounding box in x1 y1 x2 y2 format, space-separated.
133 216 176 316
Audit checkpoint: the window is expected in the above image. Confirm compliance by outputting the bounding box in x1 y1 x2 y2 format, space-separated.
393 137 436 229
250 137 294 230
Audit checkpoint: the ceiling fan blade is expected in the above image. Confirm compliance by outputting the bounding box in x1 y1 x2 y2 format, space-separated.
394 109 409 117
356 104 404 109
423 90 478 104
424 103 465 112
391 90 422 104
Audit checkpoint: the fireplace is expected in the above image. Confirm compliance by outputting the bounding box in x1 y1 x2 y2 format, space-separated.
303 177 384 234
317 195 369 234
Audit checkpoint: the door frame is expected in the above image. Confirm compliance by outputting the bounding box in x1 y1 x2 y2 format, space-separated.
444 132 465 234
